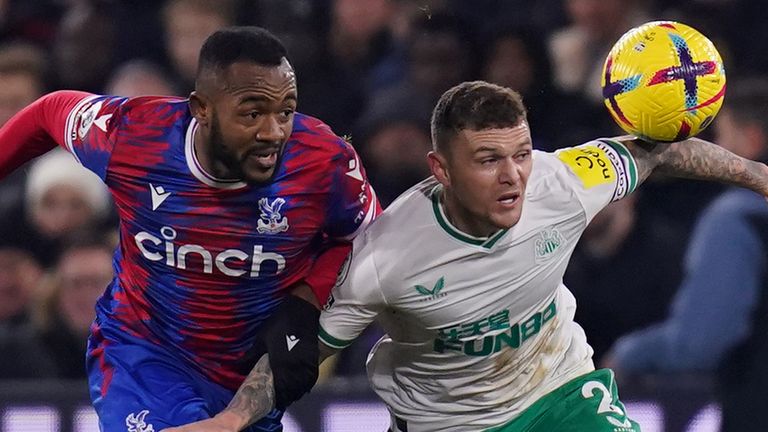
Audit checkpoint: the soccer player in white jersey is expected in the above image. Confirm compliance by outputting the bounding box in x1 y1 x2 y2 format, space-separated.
171 81 768 432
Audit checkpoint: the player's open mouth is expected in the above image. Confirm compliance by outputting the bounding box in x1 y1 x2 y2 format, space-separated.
497 192 520 206
247 151 278 169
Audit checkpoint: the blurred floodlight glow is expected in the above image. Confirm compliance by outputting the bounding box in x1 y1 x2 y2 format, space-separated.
322 402 390 432
685 403 722 432
625 402 663 432
2 407 59 432
281 412 302 432
73 406 99 432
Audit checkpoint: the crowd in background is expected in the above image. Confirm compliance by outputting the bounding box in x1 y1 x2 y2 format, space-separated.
0 0 766 388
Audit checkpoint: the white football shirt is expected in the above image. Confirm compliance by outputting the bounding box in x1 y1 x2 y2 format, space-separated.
320 139 639 431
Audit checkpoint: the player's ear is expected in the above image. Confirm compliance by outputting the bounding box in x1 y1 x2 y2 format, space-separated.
189 92 210 126
428 151 451 186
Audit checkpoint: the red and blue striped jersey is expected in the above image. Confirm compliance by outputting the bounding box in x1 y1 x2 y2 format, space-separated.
45 92 377 389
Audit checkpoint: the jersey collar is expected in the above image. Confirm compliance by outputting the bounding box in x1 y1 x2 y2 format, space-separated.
430 185 508 249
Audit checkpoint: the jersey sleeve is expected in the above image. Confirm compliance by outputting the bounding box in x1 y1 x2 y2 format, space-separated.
304 241 352 305
61 93 129 180
0 90 90 179
553 138 639 221
318 232 387 350
324 140 381 240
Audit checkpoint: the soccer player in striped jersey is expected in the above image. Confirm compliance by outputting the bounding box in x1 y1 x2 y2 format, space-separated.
0 27 378 431
182 80 768 432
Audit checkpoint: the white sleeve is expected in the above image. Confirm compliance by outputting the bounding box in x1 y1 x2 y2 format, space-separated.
553 139 639 221
319 231 386 349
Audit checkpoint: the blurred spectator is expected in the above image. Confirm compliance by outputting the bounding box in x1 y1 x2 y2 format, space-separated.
0 233 114 379
606 78 768 432
0 0 65 46
548 0 650 103
290 0 402 135
0 41 47 217
386 0 448 43
355 94 431 207
329 0 394 70
447 0 567 42
250 0 329 73
0 41 46 126
0 149 112 268
564 192 683 364
0 243 42 333
105 59 179 97
368 12 475 139
481 28 609 151
108 0 168 68
32 233 114 378
401 12 475 106
51 0 117 93
161 0 235 94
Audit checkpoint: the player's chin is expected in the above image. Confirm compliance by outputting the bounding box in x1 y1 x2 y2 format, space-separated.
242 165 277 185
490 204 524 229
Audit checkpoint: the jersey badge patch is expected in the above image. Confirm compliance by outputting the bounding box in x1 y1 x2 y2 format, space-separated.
556 145 617 188
535 228 565 263
125 410 154 432
257 197 289 234
76 100 104 140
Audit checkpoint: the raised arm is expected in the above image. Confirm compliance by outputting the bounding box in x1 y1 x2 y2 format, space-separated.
620 136 768 196
0 91 91 179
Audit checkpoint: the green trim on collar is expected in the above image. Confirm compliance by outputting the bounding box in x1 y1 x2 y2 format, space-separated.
430 185 508 248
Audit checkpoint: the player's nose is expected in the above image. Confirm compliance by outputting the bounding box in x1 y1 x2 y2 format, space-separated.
256 115 285 142
498 158 522 185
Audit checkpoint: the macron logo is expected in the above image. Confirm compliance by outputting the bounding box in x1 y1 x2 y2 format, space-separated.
286 335 300 352
345 157 363 182
150 183 171 211
94 113 112 132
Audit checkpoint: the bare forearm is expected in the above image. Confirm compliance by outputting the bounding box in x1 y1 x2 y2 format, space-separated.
222 354 276 430
623 136 768 195
656 138 768 194
217 344 337 431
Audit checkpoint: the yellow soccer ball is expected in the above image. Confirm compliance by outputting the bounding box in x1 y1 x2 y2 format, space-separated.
601 21 726 142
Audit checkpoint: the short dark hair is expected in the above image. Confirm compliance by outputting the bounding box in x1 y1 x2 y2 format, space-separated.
197 26 288 78
431 81 527 153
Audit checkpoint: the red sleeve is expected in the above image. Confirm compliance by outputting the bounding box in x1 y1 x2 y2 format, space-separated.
0 90 92 180
305 199 382 304
304 242 353 305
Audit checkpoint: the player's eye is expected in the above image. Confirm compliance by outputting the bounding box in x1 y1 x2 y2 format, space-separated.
480 157 498 165
280 109 294 118
515 151 531 161
247 111 261 119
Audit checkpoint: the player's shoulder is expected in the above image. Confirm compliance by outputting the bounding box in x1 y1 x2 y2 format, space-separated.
87 95 188 130
113 95 189 121
289 112 353 157
525 149 576 198
530 139 628 189
363 177 436 241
